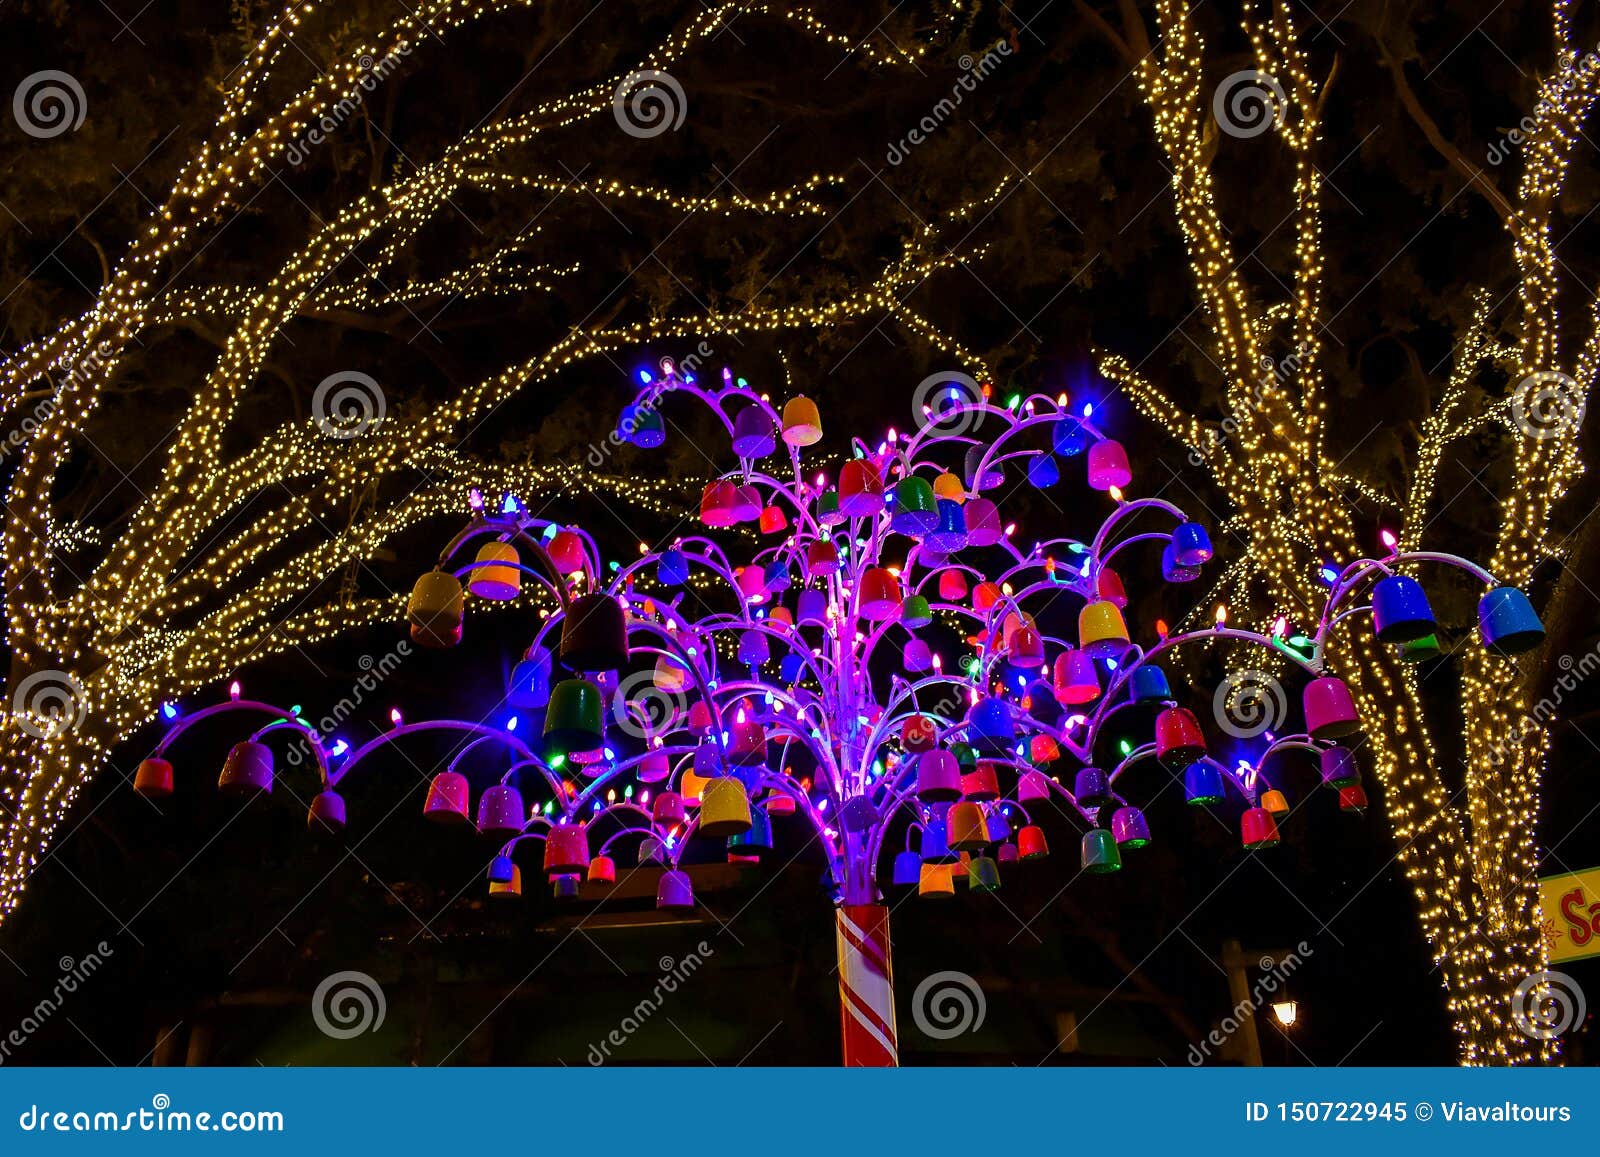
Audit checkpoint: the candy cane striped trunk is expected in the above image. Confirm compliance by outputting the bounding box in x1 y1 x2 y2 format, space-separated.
834 904 898 1066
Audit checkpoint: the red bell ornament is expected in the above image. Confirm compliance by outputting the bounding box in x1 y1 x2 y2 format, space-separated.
973 582 1002 612
1053 648 1100 704
1154 707 1207 769
1240 806 1281 850
587 855 616 885
839 459 886 516
962 763 1001 801
1096 567 1127 608
806 541 840 577
423 771 471 823
546 530 587 576
759 505 788 534
859 567 903 621
1017 825 1050 859
901 715 938 753
938 570 969 601
700 480 739 527
544 822 592 874
134 758 174 799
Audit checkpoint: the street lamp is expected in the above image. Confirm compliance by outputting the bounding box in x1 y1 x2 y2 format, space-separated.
1271 999 1299 1028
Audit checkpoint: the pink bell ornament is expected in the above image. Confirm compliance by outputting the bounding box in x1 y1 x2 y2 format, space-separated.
423 770 471 823
476 785 526 840
218 741 274 796
1086 438 1132 490
1302 675 1361 739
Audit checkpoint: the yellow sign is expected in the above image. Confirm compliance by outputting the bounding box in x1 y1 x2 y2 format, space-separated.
1539 868 1600 964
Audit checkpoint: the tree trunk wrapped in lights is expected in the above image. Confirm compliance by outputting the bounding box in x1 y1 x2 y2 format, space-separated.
0 2 990 927
1089 0 1597 1062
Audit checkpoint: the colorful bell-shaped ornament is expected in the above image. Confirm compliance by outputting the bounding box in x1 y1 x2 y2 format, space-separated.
1028 454 1061 488
1111 806 1151 848
1260 789 1290 816
731 405 777 458
815 490 843 526
1320 746 1360 789
892 849 923 886
657 548 689 586
839 459 886 517
781 395 822 446
546 530 587 576
920 814 956 863
890 477 939 535
1183 760 1226 806
1129 664 1172 705
796 588 828 625
964 499 1004 548
903 638 934 671
508 648 553 709
764 558 793 594
468 541 521 601
476 785 526 840
938 569 969 601
901 594 933 629
1081 828 1122 873
1240 807 1281 850
544 678 605 752
218 740 273 795
1371 574 1436 643
1086 438 1132 491
759 505 788 535
947 801 989 851
932 472 965 502
1078 600 1129 656
965 444 1004 491
1096 567 1128 608
1018 769 1052 802
962 763 1001 802
1073 767 1113 809
1478 586 1545 655
1017 825 1050 859
551 873 583 900
1053 648 1100 704
1171 521 1214 567
902 714 938 753
408 570 464 648
308 791 347 835
806 540 840 577
736 565 767 604
544 822 591 873
917 749 962 802
1155 707 1207 769
1029 734 1061 765
638 750 672 783
134 757 174 799
1302 675 1360 739
700 480 738 527
1400 634 1441 663
728 805 774 854
859 567 903 621
652 790 686 826
657 869 695 909
967 697 1015 756
588 855 616 885
1339 783 1369 814
967 854 1002 892
622 404 665 448
738 630 770 667
560 593 629 672
1052 415 1090 456
926 498 967 553
972 581 1002 612
487 854 517 884
918 862 956 898
698 777 753 837
1161 540 1201 583
489 864 522 898
423 771 471 823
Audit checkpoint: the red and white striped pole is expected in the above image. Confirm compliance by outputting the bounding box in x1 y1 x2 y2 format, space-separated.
834 903 899 1066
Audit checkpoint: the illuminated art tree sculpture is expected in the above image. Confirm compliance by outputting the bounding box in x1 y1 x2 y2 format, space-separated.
136 362 1546 1066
